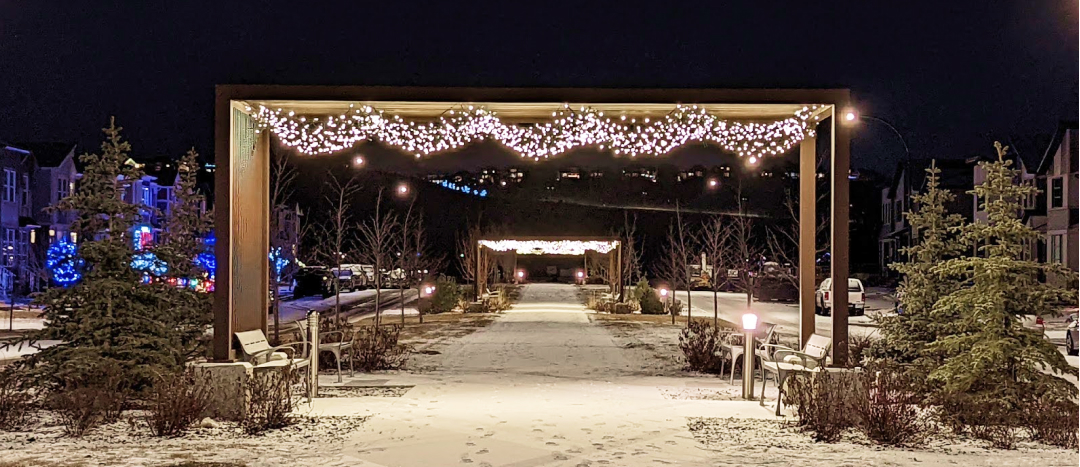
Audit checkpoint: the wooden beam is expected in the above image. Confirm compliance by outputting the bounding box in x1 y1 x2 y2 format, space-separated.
830 108 852 366
799 135 817 347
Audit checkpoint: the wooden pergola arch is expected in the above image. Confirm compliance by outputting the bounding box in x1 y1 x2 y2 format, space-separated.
213 86 852 364
475 236 623 299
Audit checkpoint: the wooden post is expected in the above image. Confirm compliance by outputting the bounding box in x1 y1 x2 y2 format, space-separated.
831 108 851 366
799 135 817 348
213 103 269 362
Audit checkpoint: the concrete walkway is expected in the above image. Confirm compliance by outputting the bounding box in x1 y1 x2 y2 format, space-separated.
305 283 774 467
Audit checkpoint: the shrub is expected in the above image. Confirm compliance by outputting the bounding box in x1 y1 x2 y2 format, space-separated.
934 394 1018 449
46 360 130 437
144 368 213 437
352 325 410 371
1024 396 1078 449
633 281 665 315
0 369 33 431
783 370 863 442
423 276 461 314
241 364 298 435
856 367 926 446
678 321 724 373
846 334 875 368
613 303 632 314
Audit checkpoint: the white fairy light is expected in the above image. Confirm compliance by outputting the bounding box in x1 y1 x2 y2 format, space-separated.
477 239 618 255
252 104 823 160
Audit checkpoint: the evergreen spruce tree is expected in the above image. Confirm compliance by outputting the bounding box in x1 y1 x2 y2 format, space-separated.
25 119 185 390
928 142 1078 419
871 161 964 381
151 148 213 361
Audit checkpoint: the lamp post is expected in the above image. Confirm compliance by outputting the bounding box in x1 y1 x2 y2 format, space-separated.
742 313 758 399
856 113 912 251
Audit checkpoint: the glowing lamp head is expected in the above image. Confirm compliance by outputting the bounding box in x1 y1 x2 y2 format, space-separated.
516 270 525 279
844 110 857 122
423 285 435 296
397 184 409 195
742 313 758 332
576 271 584 278
353 156 365 166
707 178 718 188
659 288 669 297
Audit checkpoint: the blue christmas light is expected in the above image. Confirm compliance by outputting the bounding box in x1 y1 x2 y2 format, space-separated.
46 239 83 287
131 251 168 276
269 247 289 280
195 252 216 279
430 180 490 198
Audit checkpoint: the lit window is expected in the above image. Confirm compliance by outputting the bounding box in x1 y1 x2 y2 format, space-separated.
1049 234 1064 264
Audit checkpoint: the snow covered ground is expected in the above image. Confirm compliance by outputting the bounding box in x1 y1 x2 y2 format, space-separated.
0 283 1074 466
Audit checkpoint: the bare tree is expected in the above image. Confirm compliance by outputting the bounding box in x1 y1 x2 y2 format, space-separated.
765 188 830 290
400 211 443 324
655 224 686 325
318 172 361 325
268 149 298 343
358 190 399 327
619 212 643 299
698 215 731 329
672 204 694 325
728 185 759 309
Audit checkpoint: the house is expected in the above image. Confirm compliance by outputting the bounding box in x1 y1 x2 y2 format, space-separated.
1035 122 1079 275
878 158 973 275
0 142 80 293
969 135 1050 262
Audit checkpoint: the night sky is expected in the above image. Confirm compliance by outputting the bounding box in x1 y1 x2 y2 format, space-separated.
1 1 1076 172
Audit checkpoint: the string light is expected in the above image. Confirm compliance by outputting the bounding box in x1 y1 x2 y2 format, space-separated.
253 104 823 160
478 240 618 255
47 239 83 287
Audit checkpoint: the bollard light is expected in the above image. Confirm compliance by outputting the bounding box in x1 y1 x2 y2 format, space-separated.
516 270 525 279
576 270 584 278
741 312 758 400
659 288 669 297
742 313 758 331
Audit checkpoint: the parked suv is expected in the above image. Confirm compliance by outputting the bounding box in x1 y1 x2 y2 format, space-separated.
815 278 865 316
293 267 335 299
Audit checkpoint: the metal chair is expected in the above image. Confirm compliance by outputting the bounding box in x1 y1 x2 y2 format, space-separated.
719 322 776 384
296 318 354 383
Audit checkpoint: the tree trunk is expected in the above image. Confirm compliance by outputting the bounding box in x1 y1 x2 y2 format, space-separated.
713 288 718 329
417 286 423 324
400 286 405 325
272 285 280 345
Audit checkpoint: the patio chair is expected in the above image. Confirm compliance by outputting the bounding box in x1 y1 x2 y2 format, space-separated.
758 333 831 416
296 319 355 383
718 322 776 385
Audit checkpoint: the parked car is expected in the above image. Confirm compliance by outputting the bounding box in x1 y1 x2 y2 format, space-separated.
1066 314 1079 356
815 278 865 316
293 266 335 299
330 266 369 291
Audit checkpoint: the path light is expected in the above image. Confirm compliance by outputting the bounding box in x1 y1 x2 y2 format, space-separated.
742 313 758 400
397 184 409 195
707 178 718 188
659 288 669 298
422 285 435 296
353 155 365 166
576 271 584 278
516 270 525 282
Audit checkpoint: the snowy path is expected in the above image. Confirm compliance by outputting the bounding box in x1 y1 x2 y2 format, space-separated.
310 283 770 466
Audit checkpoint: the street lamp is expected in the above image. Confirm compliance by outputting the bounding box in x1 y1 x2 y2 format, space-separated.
353 155 365 167
707 178 719 189
741 313 758 399
396 184 409 196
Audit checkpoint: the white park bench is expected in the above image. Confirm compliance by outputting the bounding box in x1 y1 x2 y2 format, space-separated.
234 329 311 372
758 333 832 416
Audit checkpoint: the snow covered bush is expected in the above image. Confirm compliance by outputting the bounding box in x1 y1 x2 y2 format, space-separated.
630 280 665 315
0 369 34 431
352 325 410 371
423 276 460 315
856 366 926 446
678 321 724 373
783 370 863 442
242 364 299 435
144 368 213 437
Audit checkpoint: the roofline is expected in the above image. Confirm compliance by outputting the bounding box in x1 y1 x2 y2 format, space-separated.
216 85 851 106
1036 120 1078 175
